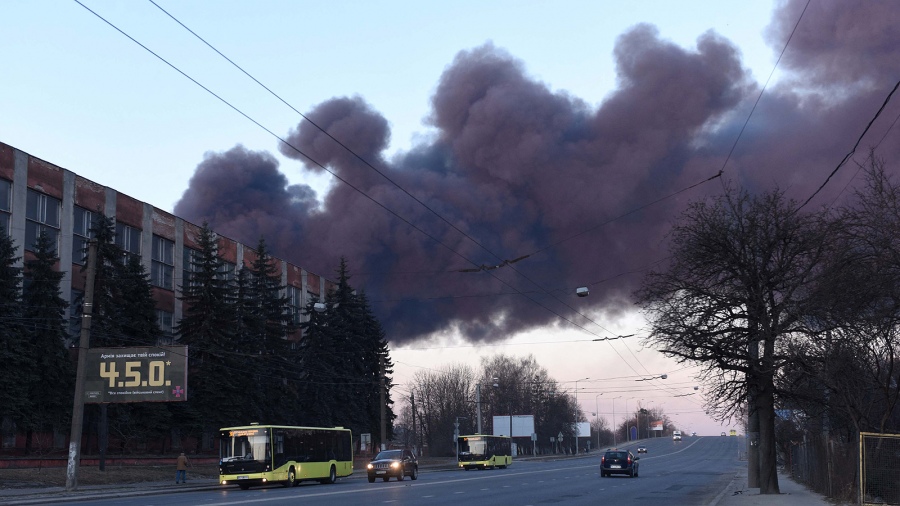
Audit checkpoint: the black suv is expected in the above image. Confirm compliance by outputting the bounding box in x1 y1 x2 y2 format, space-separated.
367 449 418 482
600 449 639 478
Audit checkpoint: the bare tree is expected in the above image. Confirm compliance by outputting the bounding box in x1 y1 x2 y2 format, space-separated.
478 354 577 454
410 364 477 456
795 158 900 436
636 186 831 494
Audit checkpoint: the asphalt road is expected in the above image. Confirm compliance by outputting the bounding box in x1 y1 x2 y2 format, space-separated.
45 436 743 506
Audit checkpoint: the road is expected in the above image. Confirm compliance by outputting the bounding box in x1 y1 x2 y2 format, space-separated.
52 436 743 506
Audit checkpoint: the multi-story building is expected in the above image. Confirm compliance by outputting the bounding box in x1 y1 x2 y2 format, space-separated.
0 141 333 346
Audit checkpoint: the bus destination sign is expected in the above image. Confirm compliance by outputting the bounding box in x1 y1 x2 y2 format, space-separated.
83 346 188 403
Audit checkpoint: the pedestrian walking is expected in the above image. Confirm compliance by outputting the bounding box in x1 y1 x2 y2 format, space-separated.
176 452 190 483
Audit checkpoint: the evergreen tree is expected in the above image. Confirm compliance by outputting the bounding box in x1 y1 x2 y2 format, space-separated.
76 214 169 450
83 213 128 348
115 254 160 346
79 213 161 347
296 259 395 445
244 239 296 424
231 266 261 421
108 253 171 445
296 295 340 427
356 290 395 443
21 232 74 450
0 229 24 426
174 223 240 432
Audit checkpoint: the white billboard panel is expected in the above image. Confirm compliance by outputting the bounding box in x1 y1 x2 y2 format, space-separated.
492 415 535 437
577 422 591 438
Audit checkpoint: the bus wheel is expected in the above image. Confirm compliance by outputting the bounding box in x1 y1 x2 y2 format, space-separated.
411 467 418 480
319 465 336 484
284 467 296 487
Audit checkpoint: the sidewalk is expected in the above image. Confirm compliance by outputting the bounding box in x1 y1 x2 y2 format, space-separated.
712 471 841 506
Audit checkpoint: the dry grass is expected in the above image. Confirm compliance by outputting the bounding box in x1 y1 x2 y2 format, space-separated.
0 464 220 489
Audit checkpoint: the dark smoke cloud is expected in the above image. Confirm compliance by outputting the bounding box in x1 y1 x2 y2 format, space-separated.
174 0 900 345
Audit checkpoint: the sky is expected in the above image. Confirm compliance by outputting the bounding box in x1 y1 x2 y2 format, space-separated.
4 0 900 437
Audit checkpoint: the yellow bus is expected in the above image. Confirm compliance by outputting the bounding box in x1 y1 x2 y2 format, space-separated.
457 435 512 470
219 424 353 489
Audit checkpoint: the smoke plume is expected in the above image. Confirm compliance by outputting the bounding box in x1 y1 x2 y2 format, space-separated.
174 0 900 345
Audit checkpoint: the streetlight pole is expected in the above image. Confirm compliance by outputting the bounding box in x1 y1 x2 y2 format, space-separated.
612 396 620 447
455 416 467 463
594 394 602 450
573 377 588 453
625 398 629 441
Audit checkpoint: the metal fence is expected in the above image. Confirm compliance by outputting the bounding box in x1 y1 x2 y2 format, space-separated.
860 432 900 506
788 434 857 503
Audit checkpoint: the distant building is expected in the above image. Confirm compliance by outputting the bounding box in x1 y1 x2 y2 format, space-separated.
0 141 334 347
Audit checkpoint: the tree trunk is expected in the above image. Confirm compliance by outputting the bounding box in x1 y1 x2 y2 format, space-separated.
747 340 760 488
757 375 780 494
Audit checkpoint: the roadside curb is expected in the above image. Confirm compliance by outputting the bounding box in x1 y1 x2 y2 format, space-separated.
708 472 741 506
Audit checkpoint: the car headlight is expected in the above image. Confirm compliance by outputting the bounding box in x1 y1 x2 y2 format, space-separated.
391 462 400 469
367 464 374 469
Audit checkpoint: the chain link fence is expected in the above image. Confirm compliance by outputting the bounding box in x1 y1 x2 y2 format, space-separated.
860 432 900 506
787 433 857 503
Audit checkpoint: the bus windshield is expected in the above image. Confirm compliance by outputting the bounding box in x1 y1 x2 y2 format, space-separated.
221 427 270 463
459 437 489 459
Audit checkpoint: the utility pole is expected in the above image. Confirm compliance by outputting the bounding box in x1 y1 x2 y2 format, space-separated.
66 241 97 492
380 355 387 450
410 391 416 456
476 384 482 434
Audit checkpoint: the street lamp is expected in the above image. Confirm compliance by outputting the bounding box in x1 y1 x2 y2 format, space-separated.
492 377 513 454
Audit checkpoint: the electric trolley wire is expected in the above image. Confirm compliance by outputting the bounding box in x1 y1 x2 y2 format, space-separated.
72 0 647 361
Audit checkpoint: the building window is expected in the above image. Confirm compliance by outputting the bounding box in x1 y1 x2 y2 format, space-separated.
287 285 302 325
0 179 10 236
115 222 141 264
72 206 95 265
151 235 174 290
25 189 60 253
156 309 174 344
182 247 200 288
219 260 236 282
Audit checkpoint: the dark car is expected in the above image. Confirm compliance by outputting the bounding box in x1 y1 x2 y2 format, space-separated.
600 449 639 478
367 449 418 482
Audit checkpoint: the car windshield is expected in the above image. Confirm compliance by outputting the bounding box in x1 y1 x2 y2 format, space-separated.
606 452 628 459
374 450 402 460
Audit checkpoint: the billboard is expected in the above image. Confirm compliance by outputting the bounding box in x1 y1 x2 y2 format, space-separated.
492 415 535 437
83 346 188 403
651 420 664 431
577 422 591 438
